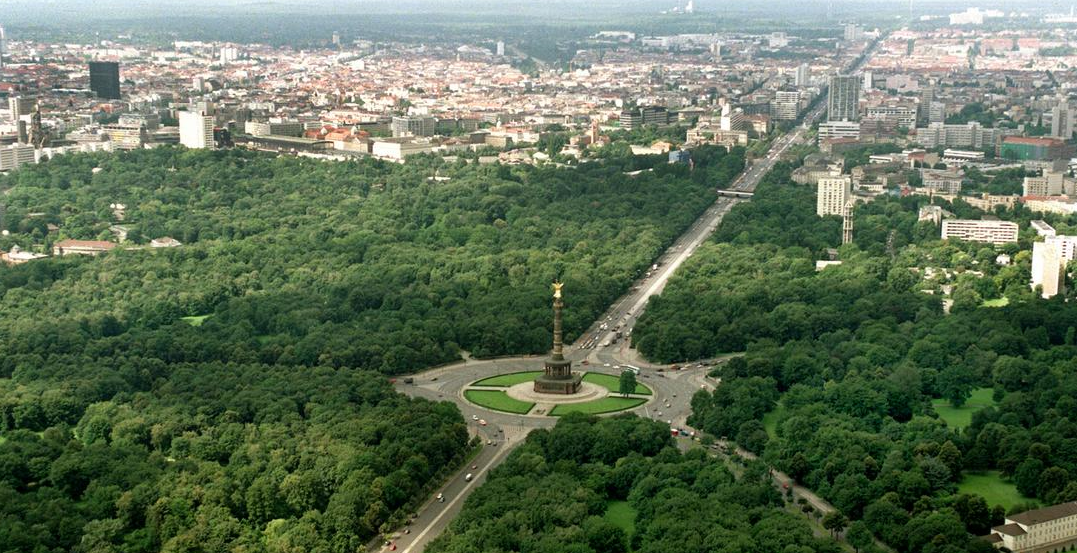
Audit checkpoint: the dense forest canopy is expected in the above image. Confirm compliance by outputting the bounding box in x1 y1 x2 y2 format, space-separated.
632 157 1077 552
0 144 745 552
426 413 848 553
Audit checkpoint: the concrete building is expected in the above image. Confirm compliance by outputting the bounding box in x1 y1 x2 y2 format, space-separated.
391 116 437 137
843 23 863 42
0 143 35 171
496 41 505 56
915 122 1001 150
88 61 121 100
1023 172 1068 197
371 137 435 160
817 176 851 217
921 168 964 194
245 120 304 137
1032 241 1065 298
770 91 801 121
986 501 1077 552
866 105 916 128
818 121 861 141
179 110 215 149
1051 101 1074 139
8 96 35 124
941 219 1019 244
103 124 148 150
795 63 810 87
52 240 117 256
827 75 860 122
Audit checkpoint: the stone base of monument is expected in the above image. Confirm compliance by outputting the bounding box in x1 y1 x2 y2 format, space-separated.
507 380 606 404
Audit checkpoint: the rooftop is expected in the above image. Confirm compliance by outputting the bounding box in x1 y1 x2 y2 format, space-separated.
1008 502 1077 527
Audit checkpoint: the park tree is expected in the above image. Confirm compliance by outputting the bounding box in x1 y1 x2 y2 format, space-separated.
618 370 637 398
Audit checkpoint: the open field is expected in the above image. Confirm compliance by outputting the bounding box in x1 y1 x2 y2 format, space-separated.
933 388 996 429
959 471 1029 511
603 500 637 535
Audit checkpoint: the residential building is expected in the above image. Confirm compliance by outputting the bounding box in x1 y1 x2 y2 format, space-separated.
52 240 117 256
817 176 851 217
1001 137 1073 161
8 96 35 123
179 110 215 149
1032 241 1065 298
1023 172 1068 197
88 61 121 100
1051 101 1074 139
986 501 1077 552
0 245 46 265
795 63 810 87
770 91 801 121
245 120 304 137
941 219 1019 244
827 75 860 122
865 105 917 128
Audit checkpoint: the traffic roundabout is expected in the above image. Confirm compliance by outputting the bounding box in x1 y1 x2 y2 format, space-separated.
462 370 652 416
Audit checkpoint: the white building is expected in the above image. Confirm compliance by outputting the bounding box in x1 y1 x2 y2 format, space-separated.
0 143 35 171
987 502 1077 552
941 219 1019 244
817 176 851 217
1032 241 1065 298
795 63 810 87
818 121 861 141
179 110 215 149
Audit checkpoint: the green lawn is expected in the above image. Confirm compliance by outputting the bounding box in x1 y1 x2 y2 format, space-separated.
583 372 651 395
471 371 544 387
933 388 996 429
762 403 785 439
550 397 646 416
603 500 637 535
464 390 535 414
959 471 1029 511
982 297 1010 307
181 314 212 327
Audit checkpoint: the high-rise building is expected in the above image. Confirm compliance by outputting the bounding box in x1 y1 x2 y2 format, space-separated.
496 41 505 56
8 96 35 123
219 46 239 64
843 23 863 42
331 32 341 47
817 176 851 217
827 75 860 122
1032 241 1065 298
862 71 874 91
1051 101 1074 139
918 86 936 125
0 26 6 70
0 143 36 171
770 91 801 121
941 219 1019 244
795 63 810 87
88 61 121 100
179 110 215 149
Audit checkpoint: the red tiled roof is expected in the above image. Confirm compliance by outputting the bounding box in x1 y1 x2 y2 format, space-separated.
54 240 116 249
1002 136 1064 146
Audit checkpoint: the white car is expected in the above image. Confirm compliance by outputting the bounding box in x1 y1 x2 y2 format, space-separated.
603 363 610 367
437 493 444 502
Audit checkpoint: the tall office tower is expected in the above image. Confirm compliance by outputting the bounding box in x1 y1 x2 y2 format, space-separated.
496 41 505 56
862 71 873 91
817 176 851 217
1051 101 1074 139
88 61 121 99
795 63 810 87
0 26 6 70
8 96 35 123
219 46 239 64
331 32 341 47
179 110 215 149
918 85 935 124
843 23 862 41
827 75 860 122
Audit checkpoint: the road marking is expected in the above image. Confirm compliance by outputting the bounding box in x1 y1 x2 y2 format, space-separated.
400 442 517 553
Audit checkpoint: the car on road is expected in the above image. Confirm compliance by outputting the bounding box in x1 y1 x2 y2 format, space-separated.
437 493 444 502
487 439 492 445
465 473 473 482
603 363 610 367
479 419 487 426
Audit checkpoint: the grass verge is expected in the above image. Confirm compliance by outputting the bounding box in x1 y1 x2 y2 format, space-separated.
550 397 646 416
583 372 651 395
464 390 535 414
471 371 544 387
